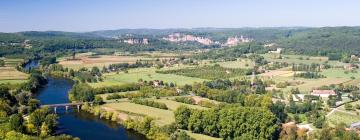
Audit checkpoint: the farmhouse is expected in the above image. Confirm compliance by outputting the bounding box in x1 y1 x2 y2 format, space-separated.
311 90 336 98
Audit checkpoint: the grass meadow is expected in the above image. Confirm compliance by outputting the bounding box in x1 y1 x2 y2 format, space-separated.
89 67 206 88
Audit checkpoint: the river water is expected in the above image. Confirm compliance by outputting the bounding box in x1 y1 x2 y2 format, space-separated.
29 61 146 140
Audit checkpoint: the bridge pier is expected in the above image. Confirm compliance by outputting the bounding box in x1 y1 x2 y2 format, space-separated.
41 102 89 113
77 105 80 112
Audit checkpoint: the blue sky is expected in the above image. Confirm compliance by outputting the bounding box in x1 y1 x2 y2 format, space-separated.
0 0 360 32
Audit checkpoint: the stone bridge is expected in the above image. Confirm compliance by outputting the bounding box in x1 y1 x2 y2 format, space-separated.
41 102 93 113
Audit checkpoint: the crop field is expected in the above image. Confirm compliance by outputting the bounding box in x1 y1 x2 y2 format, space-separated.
0 67 28 84
89 67 206 88
2 58 24 67
59 55 155 69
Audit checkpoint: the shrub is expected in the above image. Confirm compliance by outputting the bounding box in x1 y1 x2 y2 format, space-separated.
345 103 353 111
131 99 168 110
174 97 196 105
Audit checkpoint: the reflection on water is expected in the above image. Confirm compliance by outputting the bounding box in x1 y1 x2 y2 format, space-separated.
36 78 146 140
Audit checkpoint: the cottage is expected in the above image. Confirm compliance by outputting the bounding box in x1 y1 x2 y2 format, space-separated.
311 90 336 98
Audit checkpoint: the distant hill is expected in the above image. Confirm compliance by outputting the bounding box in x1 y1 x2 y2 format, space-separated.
1 27 360 57
275 27 360 55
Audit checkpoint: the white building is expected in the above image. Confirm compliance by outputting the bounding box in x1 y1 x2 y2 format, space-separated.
311 90 336 98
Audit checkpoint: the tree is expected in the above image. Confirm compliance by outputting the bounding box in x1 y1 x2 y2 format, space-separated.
188 110 204 133
28 109 48 135
271 101 287 123
28 108 58 136
68 83 95 102
28 99 40 113
44 114 58 134
313 116 325 128
174 106 192 129
8 114 24 132
40 123 50 137
93 96 104 105
345 103 353 111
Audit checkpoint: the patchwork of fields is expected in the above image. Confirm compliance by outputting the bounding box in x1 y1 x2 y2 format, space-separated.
0 58 28 84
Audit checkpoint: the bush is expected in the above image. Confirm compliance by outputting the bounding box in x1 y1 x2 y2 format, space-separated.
197 100 216 108
174 97 196 105
131 99 168 110
355 104 360 110
276 82 289 88
106 93 125 100
345 103 353 111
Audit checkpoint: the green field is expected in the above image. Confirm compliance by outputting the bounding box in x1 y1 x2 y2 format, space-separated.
216 59 254 68
89 67 206 88
102 102 175 126
327 110 360 126
0 67 28 84
262 54 329 64
2 58 24 67
321 68 360 79
150 98 207 111
183 130 222 140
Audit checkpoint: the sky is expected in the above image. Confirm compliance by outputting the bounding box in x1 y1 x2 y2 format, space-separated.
0 0 360 32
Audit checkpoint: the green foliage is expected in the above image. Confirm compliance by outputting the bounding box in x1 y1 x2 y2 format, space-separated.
194 43 267 60
157 65 251 80
170 131 195 140
8 114 24 132
131 99 168 110
68 83 95 102
174 97 196 105
93 96 104 105
276 82 289 88
277 27 360 55
0 60 5 67
28 108 58 136
93 83 140 94
345 103 353 111
313 124 360 140
174 106 192 129
295 72 326 79
175 106 278 139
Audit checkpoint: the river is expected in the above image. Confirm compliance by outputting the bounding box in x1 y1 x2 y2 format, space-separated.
28 61 146 140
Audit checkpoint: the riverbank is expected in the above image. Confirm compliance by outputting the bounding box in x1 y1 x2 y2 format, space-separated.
35 77 147 140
